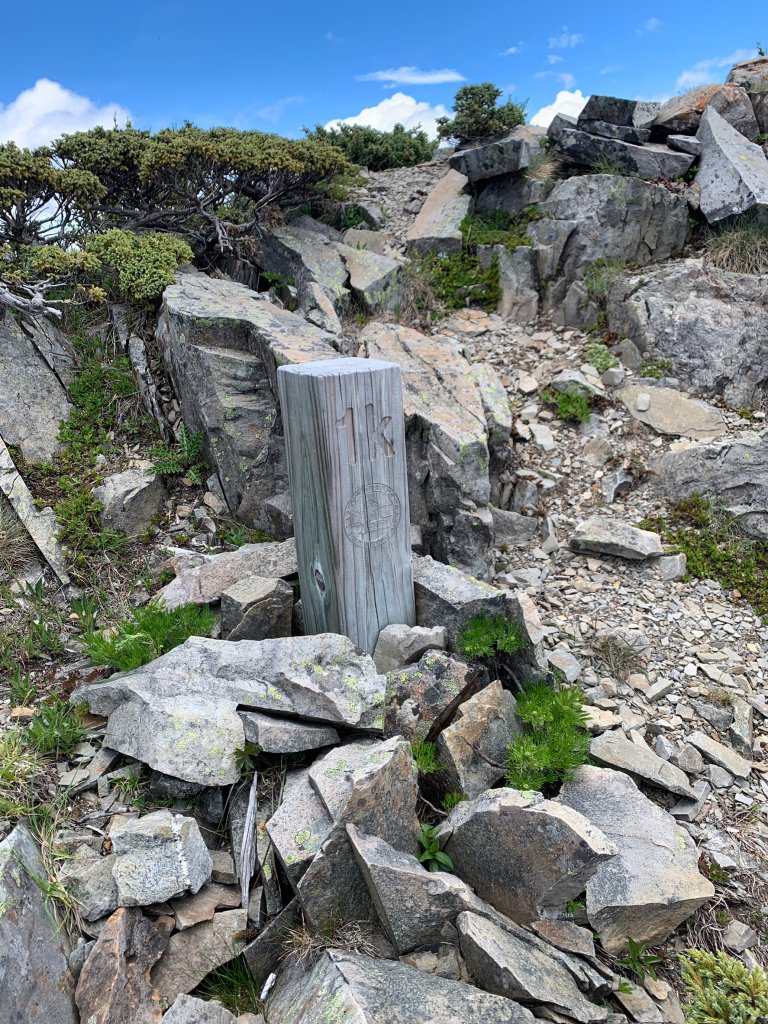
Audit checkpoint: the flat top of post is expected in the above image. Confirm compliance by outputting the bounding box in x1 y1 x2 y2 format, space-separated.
277 357 399 378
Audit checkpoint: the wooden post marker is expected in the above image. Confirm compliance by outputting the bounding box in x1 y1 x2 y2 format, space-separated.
278 357 415 654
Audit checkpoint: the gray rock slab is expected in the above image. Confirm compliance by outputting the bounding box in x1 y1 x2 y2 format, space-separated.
373 623 447 675
0 436 70 584
490 506 539 548
449 126 544 182
555 129 695 179
239 711 339 753
697 105 768 224
92 467 166 538
157 270 336 526
171 883 242 930
221 575 294 641
577 96 660 129
579 120 651 143
617 385 726 440
383 650 474 742
606 260 768 409
297 738 419 929
688 730 752 778
266 768 333 885
163 994 238 1023
469 362 513 468
346 824 491 953
242 898 301 988
457 912 608 1023
57 846 119 921
441 788 616 924
436 681 522 797
557 766 714 952
405 168 470 256
496 245 540 321
72 634 385 785
336 243 402 312
570 516 663 560
654 435 768 539
589 730 697 799
110 810 212 906
156 539 297 610
0 309 73 464
151 909 248 1004
654 83 759 141
0 823 77 1024
668 134 702 155
266 949 537 1024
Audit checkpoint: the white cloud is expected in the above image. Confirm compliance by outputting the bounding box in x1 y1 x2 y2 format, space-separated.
502 43 523 56
636 17 662 34
548 54 564 65
548 28 583 49
326 92 450 138
0 79 130 148
675 48 758 91
600 64 620 75
324 31 344 43
256 96 305 123
530 89 588 127
355 66 465 86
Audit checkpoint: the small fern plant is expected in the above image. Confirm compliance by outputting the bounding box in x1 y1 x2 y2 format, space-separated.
505 681 590 792
149 423 207 485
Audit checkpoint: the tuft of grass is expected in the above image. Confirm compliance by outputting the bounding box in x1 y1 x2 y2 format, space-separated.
411 739 442 776
457 613 528 660
26 695 87 757
505 681 590 792
442 791 467 812
0 499 36 581
704 214 768 275
82 600 216 671
582 258 625 300
638 358 673 379
216 520 273 548
590 633 645 682
640 494 768 621
192 955 264 1016
680 949 768 1024
542 387 592 424
283 918 380 964
591 154 627 176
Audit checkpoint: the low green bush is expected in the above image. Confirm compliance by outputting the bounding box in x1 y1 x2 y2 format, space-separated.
505 682 590 791
304 122 437 171
457 614 528 659
680 949 768 1024
83 601 216 671
460 207 540 250
584 341 619 373
542 387 592 424
87 229 193 304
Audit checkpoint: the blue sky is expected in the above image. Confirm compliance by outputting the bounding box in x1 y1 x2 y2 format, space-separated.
0 1 765 147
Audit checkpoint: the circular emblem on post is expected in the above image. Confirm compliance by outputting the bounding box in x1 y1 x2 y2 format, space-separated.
343 484 402 547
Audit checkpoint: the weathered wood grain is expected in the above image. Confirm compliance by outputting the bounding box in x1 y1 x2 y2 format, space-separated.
278 358 415 654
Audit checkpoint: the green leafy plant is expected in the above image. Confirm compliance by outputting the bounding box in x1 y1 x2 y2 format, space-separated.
234 742 262 778
148 423 207 485
637 358 673 379
617 980 634 995
704 213 768 275
27 696 87 757
617 938 664 982
304 122 437 171
542 387 592 424
437 83 526 145
425 251 501 312
412 740 442 776
457 613 528 660
82 600 216 671
442 792 467 812
584 342 619 373
418 822 454 873
680 949 768 1023
505 681 590 791
640 494 768 621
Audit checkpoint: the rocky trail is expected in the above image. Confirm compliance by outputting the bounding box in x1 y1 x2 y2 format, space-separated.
2 57 768 1024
